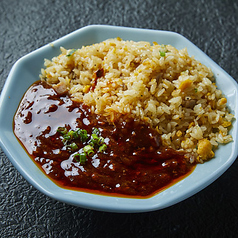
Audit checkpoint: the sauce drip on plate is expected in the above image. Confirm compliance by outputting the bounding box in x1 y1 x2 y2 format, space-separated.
14 81 195 198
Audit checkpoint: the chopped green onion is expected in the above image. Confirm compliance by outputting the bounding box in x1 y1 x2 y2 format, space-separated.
91 133 99 140
98 136 104 145
67 130 74 138
68 142 78 151
92 127 100 136
62 134 71 144
63 134 71 140
74 153 80 162
99 144 107 152
77 129 88 142
66 49 77 57
72 131 79 139
159 44 168 57
57 127 68 135
90 131 104 147
67 130 79 139
90 134 99 145
74 152 87 164
80 152 87 164
83 145 94 157
58 126 107 165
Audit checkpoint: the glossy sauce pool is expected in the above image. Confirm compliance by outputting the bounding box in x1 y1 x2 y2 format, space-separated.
14 81 195 198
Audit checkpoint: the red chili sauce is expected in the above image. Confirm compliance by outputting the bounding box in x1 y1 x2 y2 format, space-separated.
14 81 195 198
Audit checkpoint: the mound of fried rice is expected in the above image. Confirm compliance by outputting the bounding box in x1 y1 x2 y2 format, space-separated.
40 38 234 163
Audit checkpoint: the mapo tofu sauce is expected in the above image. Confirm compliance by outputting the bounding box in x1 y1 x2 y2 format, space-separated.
14 81 195 198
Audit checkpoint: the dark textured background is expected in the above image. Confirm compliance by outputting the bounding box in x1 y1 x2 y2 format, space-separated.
0 0 238 237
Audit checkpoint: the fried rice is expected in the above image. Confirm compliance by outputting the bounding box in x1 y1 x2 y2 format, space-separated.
40 38 234 163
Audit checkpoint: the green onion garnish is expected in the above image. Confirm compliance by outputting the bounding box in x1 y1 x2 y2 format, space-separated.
90 133 99 146
92 127 100 136
98 136 104 145
80 152 87 164
62 134 71 145
77 129 88 142
159 44 168 57
67 130 75 138
74 152 87 164
66 49 77 57
99 144 107 153
68 142 78 151
57 127 68 135
57 126 107 165
83 145 94 157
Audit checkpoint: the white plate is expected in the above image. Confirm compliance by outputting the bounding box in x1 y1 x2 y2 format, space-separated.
0 25 238 213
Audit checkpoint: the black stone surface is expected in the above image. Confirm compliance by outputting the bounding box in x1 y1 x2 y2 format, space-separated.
0 0 238 237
